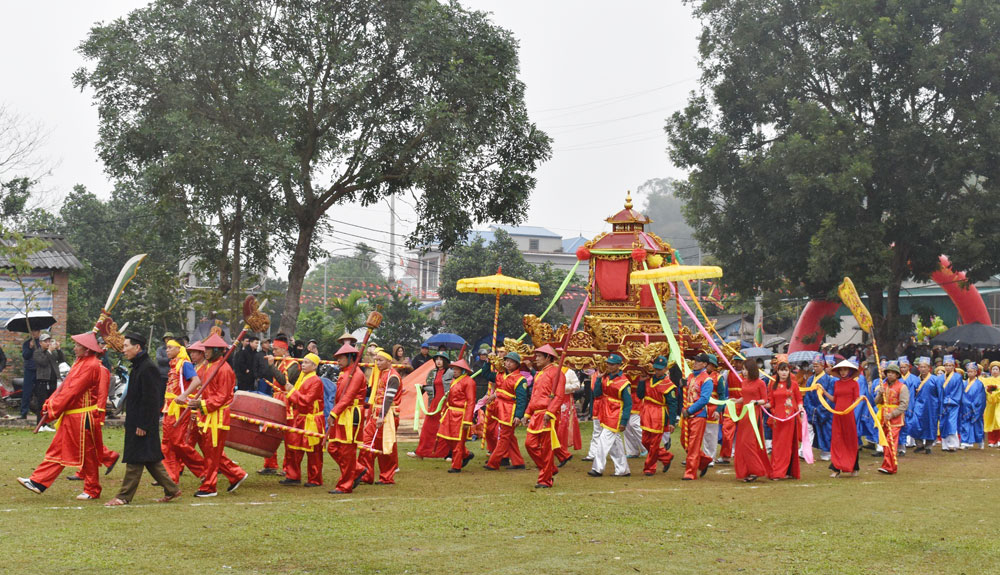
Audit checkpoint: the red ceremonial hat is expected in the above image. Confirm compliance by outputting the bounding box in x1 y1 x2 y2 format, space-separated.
71 332 104 354
534 344 558 358
187 340 206 352
334 343 359 357
202 334 229 349
451 359 472 373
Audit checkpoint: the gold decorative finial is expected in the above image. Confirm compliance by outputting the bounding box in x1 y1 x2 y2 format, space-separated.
624 190 633 210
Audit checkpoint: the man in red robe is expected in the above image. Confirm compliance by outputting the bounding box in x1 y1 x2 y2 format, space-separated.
437 359 477 472
356 350 402 484
277 353 325 486
682 353 715 480
326 343 367 494
483 352 528 470
19 332 107 500
178 334 248 497
524 345 566 488
259 336 297 475
160 339 206 483
640 356 676 476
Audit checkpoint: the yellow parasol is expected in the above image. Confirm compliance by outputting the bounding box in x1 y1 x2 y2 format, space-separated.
629 264 723 285
456 266 541 351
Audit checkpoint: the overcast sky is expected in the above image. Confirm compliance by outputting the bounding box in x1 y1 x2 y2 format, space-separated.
1 1 704 277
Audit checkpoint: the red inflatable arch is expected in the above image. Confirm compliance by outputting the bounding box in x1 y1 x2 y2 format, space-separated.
787 255 991 353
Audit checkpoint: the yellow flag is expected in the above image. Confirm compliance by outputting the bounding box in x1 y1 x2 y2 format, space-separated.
838 277 873 334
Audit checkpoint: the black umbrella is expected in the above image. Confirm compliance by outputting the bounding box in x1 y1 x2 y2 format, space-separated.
930 322 1000 348
4 311 57 333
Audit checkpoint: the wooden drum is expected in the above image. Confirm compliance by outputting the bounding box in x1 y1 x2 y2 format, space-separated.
226 391 287 458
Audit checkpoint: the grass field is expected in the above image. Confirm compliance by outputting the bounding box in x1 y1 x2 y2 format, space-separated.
1 423 996 575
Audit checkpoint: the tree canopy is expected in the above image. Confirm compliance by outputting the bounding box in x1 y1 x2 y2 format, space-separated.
668 0 1000 348
438 230 571 348
74 0 552 336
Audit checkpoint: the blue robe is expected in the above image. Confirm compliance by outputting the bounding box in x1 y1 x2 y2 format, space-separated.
901 372 920 443
938 372 964 438
806 372 833 452
856 375 878 444
912 373 941 441
959 377 986 445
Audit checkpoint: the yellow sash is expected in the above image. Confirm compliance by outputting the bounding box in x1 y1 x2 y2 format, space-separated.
197 406 230 447
53 404 100 430
164 392 182 419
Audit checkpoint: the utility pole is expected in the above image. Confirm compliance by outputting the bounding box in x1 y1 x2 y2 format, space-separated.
323 262 327 307
697 247 703 299
389 195 397 283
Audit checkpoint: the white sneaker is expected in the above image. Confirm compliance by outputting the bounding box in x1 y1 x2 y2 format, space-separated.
39 425 55 432
820 452 831 461
17 477 42 494
75 493 96 500
406 451 422 459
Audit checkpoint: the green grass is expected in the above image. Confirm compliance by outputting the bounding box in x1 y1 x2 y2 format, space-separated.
0 423 996 574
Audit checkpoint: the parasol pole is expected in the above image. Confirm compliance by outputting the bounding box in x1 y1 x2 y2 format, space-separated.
492 291 501 353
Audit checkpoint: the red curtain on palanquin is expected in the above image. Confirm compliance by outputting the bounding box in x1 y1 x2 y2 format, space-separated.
595 259 630 301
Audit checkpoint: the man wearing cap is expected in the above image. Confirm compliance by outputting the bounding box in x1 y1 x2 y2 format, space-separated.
640 356 677 476
259 335 299 475
911 357 941 454
682 353 715 480
105 333 183 505
279 353 325 487
156 332 174 385
524 345 566 488
483 352 529 471
959 362 986 449
898 356 919 453
938 355 963 452
32 333 63 418
701 354 725 465
356 351 402 484
326 343 368 493
437 359 477 473
18 331 108 499
178 334 248 496
411 343 432 371
874 362 909 474
160 339 205 483
587 353 631 477
717 355 744 464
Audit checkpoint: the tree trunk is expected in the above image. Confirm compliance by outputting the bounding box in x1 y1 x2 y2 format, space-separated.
229 196 243 334
279 217 317 335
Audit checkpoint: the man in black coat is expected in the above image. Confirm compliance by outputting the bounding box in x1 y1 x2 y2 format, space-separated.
105 332 181 506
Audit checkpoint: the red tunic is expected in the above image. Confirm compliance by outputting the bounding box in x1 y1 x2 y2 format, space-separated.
361 368 402 453
830 377 860 473
40 354 104 466
195 359 236 447
491 371 526 426
437 374 476 441
526 364 565 436
766 379 802 479
598 373 630 431
286 372 325 452
329 367 367 444
734 378 770 479
640 375 675 433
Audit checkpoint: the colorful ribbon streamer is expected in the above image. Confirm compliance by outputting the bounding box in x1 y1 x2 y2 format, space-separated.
641 262 689 376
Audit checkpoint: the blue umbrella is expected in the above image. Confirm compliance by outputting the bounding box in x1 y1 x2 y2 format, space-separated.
423 332 466 350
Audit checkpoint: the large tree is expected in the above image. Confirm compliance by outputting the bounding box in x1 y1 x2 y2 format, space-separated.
668 0 1000 349
75 0 551 336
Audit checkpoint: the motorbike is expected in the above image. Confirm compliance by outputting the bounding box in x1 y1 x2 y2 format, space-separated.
1 377 23 410
105 363 129 418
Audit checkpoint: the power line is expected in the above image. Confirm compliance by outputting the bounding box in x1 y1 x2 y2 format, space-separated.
530 77 698 116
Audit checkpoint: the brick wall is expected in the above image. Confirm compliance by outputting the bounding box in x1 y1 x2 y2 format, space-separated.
0 270 70 386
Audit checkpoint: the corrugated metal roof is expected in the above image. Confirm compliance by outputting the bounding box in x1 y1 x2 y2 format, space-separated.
0 234 83 270
562 236 588 252
490 224 561 239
